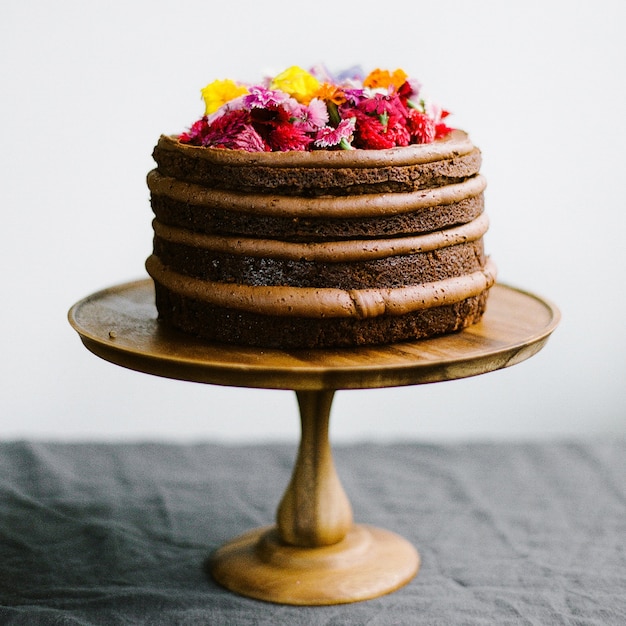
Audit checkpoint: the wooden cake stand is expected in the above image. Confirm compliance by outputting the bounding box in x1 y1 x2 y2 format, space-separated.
68 280 559 605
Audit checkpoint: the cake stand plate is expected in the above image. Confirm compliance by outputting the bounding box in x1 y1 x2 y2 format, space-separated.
68 280 559 605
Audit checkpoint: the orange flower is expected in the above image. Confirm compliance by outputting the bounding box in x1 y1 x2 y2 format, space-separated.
314 82 347 105
363 68 408 91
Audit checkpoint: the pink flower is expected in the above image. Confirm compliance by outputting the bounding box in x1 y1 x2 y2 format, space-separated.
207 94 248 122
243 86 290 109
228 126 269 151
314 118 356 148
200 109 268 151
289 98 329 132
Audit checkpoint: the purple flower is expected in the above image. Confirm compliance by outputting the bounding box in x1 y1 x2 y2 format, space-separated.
342 88 366 106
308 63 335 83
335 65 365 83
309 64 364 86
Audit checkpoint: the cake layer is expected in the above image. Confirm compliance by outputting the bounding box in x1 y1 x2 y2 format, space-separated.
152 130 481 196
146 256 496 319
152 212 489 262
150 214 489 289
152 281 491 349
151 241 486 290
148 171 485 240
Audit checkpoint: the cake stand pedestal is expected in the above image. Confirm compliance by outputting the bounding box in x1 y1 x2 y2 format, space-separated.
68 280 559 605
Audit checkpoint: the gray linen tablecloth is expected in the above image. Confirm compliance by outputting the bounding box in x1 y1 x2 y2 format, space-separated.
0 440 624 625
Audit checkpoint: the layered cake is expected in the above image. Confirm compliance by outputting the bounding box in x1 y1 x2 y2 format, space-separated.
146 66 496 348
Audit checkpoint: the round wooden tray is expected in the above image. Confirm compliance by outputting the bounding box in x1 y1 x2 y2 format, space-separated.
68 279 560 605
68 279 559 391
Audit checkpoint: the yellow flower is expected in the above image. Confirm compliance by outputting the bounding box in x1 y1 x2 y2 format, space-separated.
270 66 320 104
363 68 408 91
201 79 249 115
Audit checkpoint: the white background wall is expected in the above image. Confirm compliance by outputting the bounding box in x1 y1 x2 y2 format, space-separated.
1 0 624 443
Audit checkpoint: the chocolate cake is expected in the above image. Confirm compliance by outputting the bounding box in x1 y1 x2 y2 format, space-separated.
145 66 496 348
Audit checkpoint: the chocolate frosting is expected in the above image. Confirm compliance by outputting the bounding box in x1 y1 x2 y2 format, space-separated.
151 213 489 263
145 256 496 319
155 129 475 169
147 171 486 219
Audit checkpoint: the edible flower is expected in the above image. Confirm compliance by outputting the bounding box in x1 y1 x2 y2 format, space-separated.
314 118 356 149
270 66 321 105
179 65 454 152
201 79 249 115
363 68 408 91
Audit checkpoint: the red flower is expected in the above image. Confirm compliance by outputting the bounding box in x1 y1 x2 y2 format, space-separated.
356 92 407 120
386 115 411 147
396 80 414 103
435 122 454 139
347 109 395 149
187 110 268 151
406 109 436 144
267 122 313 151
179 116 211 145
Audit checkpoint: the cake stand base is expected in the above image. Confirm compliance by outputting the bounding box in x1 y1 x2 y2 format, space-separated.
207 389 419 605
210 524 419 606
68 280 560 606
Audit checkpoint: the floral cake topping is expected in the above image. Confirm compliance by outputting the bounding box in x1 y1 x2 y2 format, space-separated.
179 65 454 152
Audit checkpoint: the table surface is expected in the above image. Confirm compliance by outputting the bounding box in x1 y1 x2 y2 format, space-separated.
1 440 624 624
68 280 560 390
